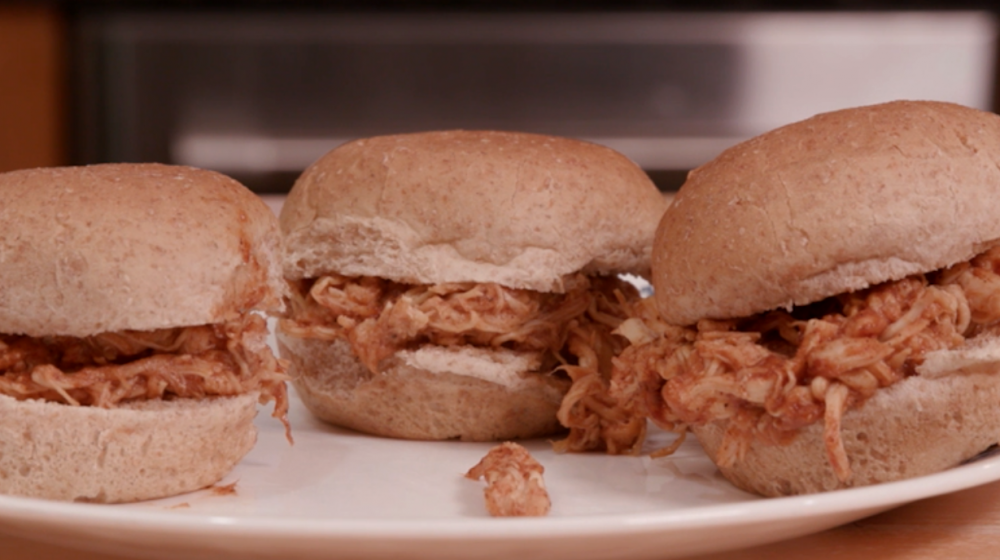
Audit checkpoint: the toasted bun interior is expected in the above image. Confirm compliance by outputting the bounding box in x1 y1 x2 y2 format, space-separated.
0 163 285 337
280 130 669 292
0 394 258 503
277 332 569 441
653 100 1000 326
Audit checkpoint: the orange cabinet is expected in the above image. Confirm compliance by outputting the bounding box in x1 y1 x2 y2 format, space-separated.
0 4 65 172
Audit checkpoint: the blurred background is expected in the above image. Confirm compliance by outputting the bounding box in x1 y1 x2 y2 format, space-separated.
2 1 998 192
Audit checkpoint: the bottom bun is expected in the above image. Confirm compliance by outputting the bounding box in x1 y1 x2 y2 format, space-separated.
0 393 258 503
693 372 1000 497
277 332 569 441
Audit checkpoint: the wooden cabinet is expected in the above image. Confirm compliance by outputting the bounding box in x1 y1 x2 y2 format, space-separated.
0 4 65 172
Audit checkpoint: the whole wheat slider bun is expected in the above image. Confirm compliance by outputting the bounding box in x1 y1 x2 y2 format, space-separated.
279 335 568 440
279 130 669 441
0 393 258 503
0 163 285 338
650 100 1000 495
695 365 1000 497
0 163 285 502
653 100 1000 326
281 130 667 291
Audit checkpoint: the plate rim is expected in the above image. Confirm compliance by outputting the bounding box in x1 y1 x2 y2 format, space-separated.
0 449 997 540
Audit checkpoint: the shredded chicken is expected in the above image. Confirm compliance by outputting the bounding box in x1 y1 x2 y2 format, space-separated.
210 481 239 496
611 246 1000 482
281 273 642 452
282 273 611 368
552 289 670 455
465 442 551 517
0 314 290 436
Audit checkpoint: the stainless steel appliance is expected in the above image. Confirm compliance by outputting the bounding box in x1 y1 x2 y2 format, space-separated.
74 10 997 191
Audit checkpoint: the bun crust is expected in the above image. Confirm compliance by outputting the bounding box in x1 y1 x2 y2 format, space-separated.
693 371 1000 496
280 130 668 292
0 393 258 503
653 100 1000 325
0 164 285 337
277 332 569 441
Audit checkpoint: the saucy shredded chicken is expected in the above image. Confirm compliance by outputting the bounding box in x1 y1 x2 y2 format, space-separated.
465 442 551 517
551 287 657 455
281 273 642 452
0 314 290 436
610 246 1000 482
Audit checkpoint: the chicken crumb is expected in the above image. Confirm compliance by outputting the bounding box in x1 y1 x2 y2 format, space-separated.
210 481 238 496
465 442 551 517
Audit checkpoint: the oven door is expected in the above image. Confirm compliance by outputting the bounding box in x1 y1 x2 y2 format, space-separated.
74 10 996 191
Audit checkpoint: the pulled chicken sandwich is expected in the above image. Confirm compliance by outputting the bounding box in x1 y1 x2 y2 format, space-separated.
610 100 1000 496
277 130 669 442
0 163 289 503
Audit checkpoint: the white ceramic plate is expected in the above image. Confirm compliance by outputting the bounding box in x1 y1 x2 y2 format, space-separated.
1 389 999 560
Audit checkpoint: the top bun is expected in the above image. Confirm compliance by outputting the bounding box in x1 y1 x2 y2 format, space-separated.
0 163 285 337
653 100 1000 326
280 130 668 292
